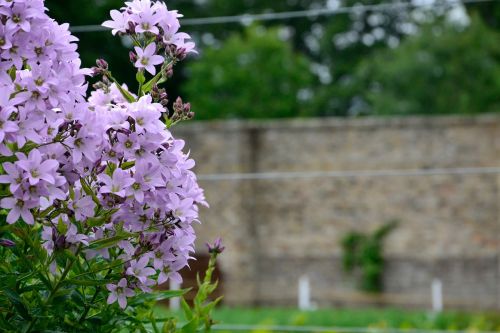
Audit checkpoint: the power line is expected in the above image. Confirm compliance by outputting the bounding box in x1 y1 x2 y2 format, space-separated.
196 166 500 181
70 0 494 33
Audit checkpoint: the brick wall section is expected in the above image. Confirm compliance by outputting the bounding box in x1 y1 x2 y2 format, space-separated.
172 115 500 309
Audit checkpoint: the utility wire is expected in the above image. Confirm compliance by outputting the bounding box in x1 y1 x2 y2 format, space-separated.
70 0 494 33
196 166 500 181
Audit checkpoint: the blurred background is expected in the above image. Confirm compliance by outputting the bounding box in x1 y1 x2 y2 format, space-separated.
47 0 500 331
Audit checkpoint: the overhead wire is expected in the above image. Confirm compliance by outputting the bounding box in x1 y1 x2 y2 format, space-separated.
196 166 500 181
70 0 495 33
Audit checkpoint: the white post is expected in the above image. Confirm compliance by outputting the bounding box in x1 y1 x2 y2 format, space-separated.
169 279 181 311
298 275 312 310
431 278 443 312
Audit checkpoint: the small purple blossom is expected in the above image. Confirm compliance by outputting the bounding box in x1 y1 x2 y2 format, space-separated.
99 168 135 198
15 149 59 185
0 197 37 224
106 278 135 309
134 43 164 75
126 256 156 284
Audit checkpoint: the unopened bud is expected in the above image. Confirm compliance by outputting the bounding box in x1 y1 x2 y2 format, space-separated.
96 58 108 70
206 237 225 254
127 21 136 34
0 239 15 247
129 51 138 64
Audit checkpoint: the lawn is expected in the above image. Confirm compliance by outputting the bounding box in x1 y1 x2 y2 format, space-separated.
159 307 500 332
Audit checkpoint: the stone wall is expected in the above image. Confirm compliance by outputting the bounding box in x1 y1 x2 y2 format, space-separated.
173 115 500 309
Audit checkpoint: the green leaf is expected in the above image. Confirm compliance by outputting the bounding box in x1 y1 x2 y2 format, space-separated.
121 161 135 170
128 288 190 305
8 66 16 81
181 318 199 333
63 278 113 286
201 296 223 317
136 71 146 85
161 318 177 333
1 288 31 320
111 77 136 103
88 232 134 250
180 297 193 321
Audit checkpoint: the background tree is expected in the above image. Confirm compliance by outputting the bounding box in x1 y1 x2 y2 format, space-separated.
346 16 500 115
44 0 499 118
183 26 314 119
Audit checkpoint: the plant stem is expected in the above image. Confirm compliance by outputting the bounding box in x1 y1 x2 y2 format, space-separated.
25 244 83 333
78 266 114 324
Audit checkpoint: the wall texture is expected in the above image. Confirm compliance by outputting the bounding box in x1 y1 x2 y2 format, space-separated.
173 115 500 309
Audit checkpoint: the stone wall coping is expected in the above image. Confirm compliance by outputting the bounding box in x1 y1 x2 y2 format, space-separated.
175 114 500 132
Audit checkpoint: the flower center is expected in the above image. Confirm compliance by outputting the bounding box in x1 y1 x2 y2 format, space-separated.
30 169 39 178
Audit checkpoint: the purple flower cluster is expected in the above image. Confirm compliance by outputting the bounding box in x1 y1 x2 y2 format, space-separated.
103 0 196 75
0 0 89 224
0 0 207 310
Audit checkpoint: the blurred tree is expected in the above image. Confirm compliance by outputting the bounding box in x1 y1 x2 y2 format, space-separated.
345 16 500 115
183 26 314 119
465 0 500 30
44 0 475 118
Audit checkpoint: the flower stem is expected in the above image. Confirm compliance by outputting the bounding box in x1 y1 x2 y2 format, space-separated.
25 244 84 332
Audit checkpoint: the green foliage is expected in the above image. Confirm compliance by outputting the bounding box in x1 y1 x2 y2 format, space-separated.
183 25 314 120
341 220 398 293
207 307 500 330
0 217 222 332
178 252 223 333
347 17 500 116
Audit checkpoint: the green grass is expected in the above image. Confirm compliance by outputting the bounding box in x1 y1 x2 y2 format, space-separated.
208 308 500 331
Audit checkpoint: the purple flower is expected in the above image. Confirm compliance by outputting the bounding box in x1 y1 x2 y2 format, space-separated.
106 278 135 309
133 5 160 35
15 149 59 185
0 162 24 194
69 189 96 221
126 256 156 284
99 168 135 198
167 193 196 223
134 43 164 75
102 10 128 35
0 198 37 224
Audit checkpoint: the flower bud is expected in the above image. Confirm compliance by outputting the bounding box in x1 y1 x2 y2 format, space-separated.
0 239 15 247
129 51 138 64
127 21 136 34
96 58 108 70
206 238 225 254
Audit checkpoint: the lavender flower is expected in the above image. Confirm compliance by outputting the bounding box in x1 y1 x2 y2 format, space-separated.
106 278 135 309
0 0 208 310
134 43 164 75
99 169 135 198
